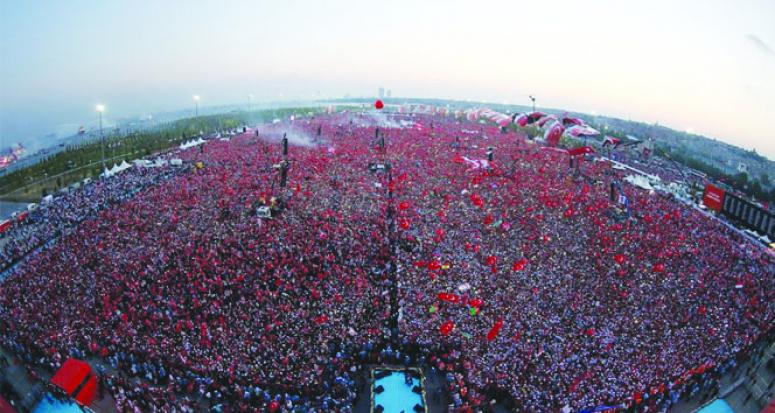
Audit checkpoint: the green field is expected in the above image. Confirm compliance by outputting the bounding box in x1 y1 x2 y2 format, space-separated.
0 107 322 202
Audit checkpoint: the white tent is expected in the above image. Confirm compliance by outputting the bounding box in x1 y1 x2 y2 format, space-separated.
151 157 168 167
179 138 206 149
102 161 132 178
624 174 654 190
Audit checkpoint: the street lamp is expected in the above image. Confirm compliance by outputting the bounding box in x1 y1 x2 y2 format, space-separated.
193 95 200 117
96 104 106 171
529 95 536 112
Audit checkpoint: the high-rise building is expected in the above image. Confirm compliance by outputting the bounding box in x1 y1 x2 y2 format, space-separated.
378 87 385 98
386 89 392 98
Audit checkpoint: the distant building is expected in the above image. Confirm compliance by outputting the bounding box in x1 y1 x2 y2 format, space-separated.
738 162 748 174
386 89 392 98
378 87 385 99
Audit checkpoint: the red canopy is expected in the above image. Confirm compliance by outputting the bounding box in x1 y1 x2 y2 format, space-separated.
544 122 564 147
562 116 584 127
568 146 596 157
16 211 29 223
50 358 97 406
0 396 18 413
515 111 545 127
603 136 621 147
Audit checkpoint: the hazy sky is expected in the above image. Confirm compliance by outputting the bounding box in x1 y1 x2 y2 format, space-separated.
1 0 774 157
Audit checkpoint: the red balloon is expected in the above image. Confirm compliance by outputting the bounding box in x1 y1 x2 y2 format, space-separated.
486 255 497 266
469 298 484 308
614 254 626 264
375 99 384 109
438 292 460 303
440 320 455 336
512 258 528 271
487 318 503 341
400 218 410 230
399 201 410 210
469 193 484 208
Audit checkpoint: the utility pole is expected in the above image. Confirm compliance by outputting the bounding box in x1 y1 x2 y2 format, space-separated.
96 104 106 171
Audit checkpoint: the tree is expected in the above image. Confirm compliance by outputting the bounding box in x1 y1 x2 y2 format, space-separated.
751 181 763 199
733 172 748 188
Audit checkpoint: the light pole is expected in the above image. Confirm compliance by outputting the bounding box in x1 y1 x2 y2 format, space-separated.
193 95 200 117
529 95 536 112
96 104 105 171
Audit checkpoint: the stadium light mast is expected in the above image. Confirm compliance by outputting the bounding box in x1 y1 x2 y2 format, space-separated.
529 95 536 112
193 95 200 117
96 104 106 171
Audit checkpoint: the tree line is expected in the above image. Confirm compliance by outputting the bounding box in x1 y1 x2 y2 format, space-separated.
0 107 317 197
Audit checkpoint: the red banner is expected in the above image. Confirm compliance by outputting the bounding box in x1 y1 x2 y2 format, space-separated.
703 184 725 212
16 211 29 223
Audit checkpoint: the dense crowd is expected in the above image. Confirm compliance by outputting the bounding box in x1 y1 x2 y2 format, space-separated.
0 112 772 412
0 164 182 273
390 122 773 411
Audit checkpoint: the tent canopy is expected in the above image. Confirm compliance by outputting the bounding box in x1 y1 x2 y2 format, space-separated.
180 138 206 149
697 400 733 413
31 394 83 413
624 174 654 190
565 125 600 137
763 397 775 413
50 358 97 406
562 116 585 127
0 395 18 413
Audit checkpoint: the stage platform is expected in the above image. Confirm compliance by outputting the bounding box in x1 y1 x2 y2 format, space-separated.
371 366 427 413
